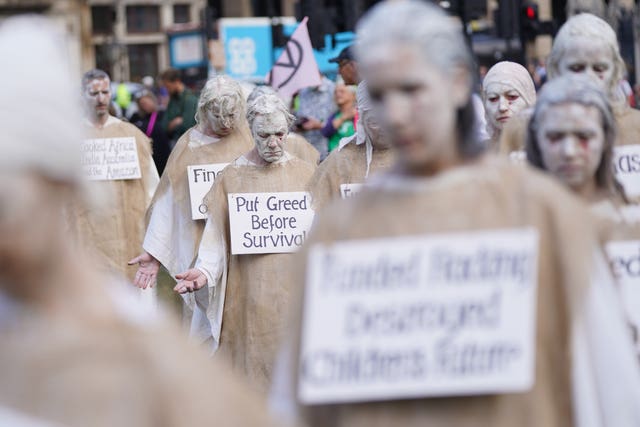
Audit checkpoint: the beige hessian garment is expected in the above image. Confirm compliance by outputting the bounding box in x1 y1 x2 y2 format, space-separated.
307 140 395 210
197 153 315 393
144 123 253 278
0 274 282 427
279 156 640 427
71 116 158 283
500 104 640 154
288 132 320 165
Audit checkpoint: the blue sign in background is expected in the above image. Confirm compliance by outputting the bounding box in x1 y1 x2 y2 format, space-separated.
220 18 355 82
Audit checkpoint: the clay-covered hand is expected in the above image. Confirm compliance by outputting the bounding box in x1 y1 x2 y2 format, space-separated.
174 268 208 294
127 252 160 289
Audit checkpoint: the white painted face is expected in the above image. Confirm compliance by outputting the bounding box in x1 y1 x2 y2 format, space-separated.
205 99 240 137
83 78 111 119
536 103 604 192
362 43 468 174
557 38 615 91
483 82 528 133
252 112 288 163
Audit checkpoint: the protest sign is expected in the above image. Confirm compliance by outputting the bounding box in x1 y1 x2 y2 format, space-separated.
80 137 141 181
228 191 314 254
187 163 228 220
299 228 539 404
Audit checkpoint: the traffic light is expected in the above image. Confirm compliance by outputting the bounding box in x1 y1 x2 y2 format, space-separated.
520 1 539 41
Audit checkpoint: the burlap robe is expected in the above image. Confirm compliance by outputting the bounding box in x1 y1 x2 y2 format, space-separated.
282 156 640 427
307 142 395 210
288 132 320 165
0 273 280 427
70 118 158 283
144 124 253 278
200 154 315 393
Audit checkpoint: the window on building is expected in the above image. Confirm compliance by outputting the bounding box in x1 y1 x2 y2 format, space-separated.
126 5 160 33
92 5 115 35
128 44 159 82
94 44 113 79
174 4 191 24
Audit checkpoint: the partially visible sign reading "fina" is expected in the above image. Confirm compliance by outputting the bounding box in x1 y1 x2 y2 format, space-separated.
228 191 314 254
81 137 141 181
187 163 229 220
299 228 539 404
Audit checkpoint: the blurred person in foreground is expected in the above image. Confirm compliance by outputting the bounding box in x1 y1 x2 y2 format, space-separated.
129 76 253 348
0 15 280 427
272 1 640 426
174 93 315 392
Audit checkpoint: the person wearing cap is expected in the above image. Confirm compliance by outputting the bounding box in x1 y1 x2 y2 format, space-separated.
272 2 640 425
329 45 360 86
0 15 282 427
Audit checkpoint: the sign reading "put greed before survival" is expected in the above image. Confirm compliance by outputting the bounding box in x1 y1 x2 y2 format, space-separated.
228 191 315 254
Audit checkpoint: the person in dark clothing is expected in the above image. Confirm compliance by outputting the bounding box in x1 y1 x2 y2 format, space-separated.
159 68 198 147
130 91 171 175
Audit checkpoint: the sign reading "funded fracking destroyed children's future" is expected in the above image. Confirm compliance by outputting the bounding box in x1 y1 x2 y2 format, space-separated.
187 163 229 220
298 228 540 404
613 145 640 198
606 239 640 355
228 191 314 254
80 137 141 181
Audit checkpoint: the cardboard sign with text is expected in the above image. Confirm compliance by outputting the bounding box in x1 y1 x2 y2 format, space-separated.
187 163 229 220
299 228 539 404
613 145 640 198
228 191 315 254
81 137 141 181
606 240 640 354
340 183 363 199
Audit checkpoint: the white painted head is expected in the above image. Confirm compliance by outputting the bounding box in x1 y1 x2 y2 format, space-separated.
482 61 536 138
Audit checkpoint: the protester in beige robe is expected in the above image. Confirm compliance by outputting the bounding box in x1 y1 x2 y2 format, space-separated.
307 80 395 210
129 76 253 345
500 13 640 170
270 2 640 426
0 16 280 427
481 61 536 152
175 94 316 391
69 68 159 288
526 74 640 355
